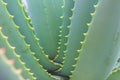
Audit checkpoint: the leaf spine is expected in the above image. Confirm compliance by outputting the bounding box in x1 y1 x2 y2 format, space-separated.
57 47 60 49
3 35 8 39
8 59 15 65
9 15 14 19
0 27 2 30
87 23 91 27
77 50 81 53
74 57 79 61
65 35 69 38
61 5 64 9
26 68 30 71
71 8 74 12
80 41 85 45
94 4 98 9
16 54 21 58
1 1 7 6
69 17 72 20
83 33 87 37
60 16 64 19
59 26 63 29
58 42 61 45
58 35 62 37
67 25 71 29
0 48 5 54
16 69 22 74
64 43 68 46
90 13 95 17
72 65 76 68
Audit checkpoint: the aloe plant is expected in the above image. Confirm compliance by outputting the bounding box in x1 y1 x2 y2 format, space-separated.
0 0 120 80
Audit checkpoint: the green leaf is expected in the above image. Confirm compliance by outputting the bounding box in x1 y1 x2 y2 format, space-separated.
54 0 75 63
57 0 98 76
0 28 36 79
107 68 120 80
26 0 63 59
0 0 56 80
71 0 120 80
3 0 61 71
0 48 24 80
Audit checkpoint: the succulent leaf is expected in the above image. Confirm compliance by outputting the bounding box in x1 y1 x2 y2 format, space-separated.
0 48 25 80
26 0 63 59
0 27 35 79
54 0 75 64
0 0 120 80
71 0 120 80
57 0 98 76
3 0 61 71
107 67 120 80
0 0 56 79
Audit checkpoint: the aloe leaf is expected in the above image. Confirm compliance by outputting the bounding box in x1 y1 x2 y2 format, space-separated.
43 0 63 59
0 48 24 80
0 28 35 80
107 68 120 80
0 1 56 80
26 0 63 59
3 0 61 71
54 0 75 63
57 0 98 76
71 0 120 80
